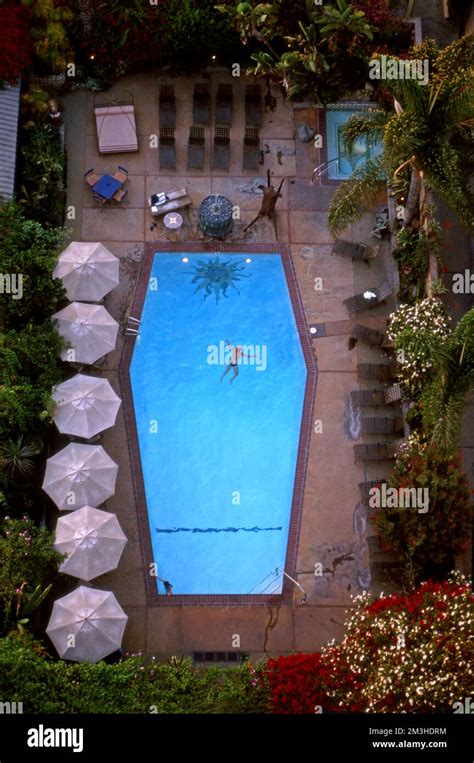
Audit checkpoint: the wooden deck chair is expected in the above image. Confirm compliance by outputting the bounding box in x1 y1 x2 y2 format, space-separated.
347 323 387 351
215 83 233 126
159 85 176 129
357 363 397 382
361 416 404 435
193 83 210 126
187 126 205 170
159 127 176 170
243 127 260 171
212 127 230 171
245 84 262 127
332 238 379 265
354 443 398 462
344 280 393 314
351 389 386 408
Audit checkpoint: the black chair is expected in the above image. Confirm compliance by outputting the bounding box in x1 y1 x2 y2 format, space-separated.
187 126 205 170
243 127 260 171
245 84 262 127
212 127 230 171
215 83 233 126
193 83 210 126
159 85 176 129
159 127 176 171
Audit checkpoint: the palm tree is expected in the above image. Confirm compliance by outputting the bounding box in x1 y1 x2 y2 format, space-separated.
0 436 42 477
328 37 474 253
421 308 474 455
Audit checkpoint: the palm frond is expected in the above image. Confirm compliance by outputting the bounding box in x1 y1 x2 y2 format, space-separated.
328 156 387 235
341 109 387 153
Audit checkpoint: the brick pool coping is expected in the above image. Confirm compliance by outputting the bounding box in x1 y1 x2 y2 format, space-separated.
119 242 317 606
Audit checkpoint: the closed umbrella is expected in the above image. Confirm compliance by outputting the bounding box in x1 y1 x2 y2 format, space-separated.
53 374 121 439
52 302 118 365
54 506 127 581
53 242 119 302
46 586 128 663
42 443 118 510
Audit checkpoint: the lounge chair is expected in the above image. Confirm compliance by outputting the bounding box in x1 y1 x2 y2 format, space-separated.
193 83 210 126
332 238 379 265
159 85 176 129
212 127 230 171
159 127 176 171
343 280 393 314
148 187 192 218
357 362 397 382
243 127 260 171
370 560 402 580
384 383 402 404
359 479 388 506
354 441 402 462
84 169 101 187
351 389 386 408
245 84 262 127
361 416 404 435
94 93 138 154
187 126 205 170
215 83 233 126
347 323 391 351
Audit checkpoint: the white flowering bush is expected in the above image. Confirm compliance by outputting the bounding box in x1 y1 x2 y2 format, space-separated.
388 298 451 395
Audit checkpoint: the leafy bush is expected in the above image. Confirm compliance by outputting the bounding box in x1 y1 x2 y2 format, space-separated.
266 575 473 713
375 436 472 585
0 639 269 713
388 298 451 396
392 222 445 304
18 123 65 227
0 516 63 635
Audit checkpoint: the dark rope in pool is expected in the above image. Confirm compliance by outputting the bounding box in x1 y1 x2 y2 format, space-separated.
155 526 282 534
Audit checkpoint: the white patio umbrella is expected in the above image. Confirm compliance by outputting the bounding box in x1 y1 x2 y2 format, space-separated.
53 374 122 439
42 443 118 511
46 586 128 663
52 302 118 365
54 506 127 582
53 242 119 302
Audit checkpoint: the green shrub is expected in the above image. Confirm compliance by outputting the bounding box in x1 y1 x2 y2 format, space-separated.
18 123 65 227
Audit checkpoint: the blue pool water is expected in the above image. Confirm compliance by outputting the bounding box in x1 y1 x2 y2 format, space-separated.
326 109 383 180
130 253 307 595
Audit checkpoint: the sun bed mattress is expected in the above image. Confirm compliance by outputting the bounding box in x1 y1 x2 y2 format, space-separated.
95 104 138 154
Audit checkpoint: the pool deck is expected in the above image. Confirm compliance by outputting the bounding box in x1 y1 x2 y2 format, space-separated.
62 71 409 659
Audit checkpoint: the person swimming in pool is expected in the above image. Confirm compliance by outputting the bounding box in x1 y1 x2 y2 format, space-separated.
220 338 254 384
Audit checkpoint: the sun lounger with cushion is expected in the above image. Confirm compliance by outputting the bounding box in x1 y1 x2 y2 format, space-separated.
94 103 138 154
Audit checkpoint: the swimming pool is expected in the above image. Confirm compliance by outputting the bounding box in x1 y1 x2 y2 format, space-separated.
129 251 308 596
326 109 383 180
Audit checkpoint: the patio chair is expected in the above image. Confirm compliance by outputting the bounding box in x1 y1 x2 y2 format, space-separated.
159 85 176 129
245 84 262 127
113 165 128 184
361 416 404 435
193 83 210 126
212 127 230 171
357 362 397 382
159 127 176 171
347 323 388 351
84 169 100 187
112 188 128 204
187 126 205 170
215 83 233 126
354 442 399 462
370 560 402 580
243 127 260 171
366 535 383 554
383 383 403 404
332 238 379 265
344 280 393 314
351 389 386 408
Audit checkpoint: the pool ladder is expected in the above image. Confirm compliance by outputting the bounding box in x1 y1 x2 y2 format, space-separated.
124 316 141 336
311 158 339 185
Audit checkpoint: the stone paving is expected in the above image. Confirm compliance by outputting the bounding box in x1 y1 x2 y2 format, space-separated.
62 71 404 660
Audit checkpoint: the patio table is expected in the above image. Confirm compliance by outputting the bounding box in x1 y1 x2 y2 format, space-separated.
92 175 122 200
